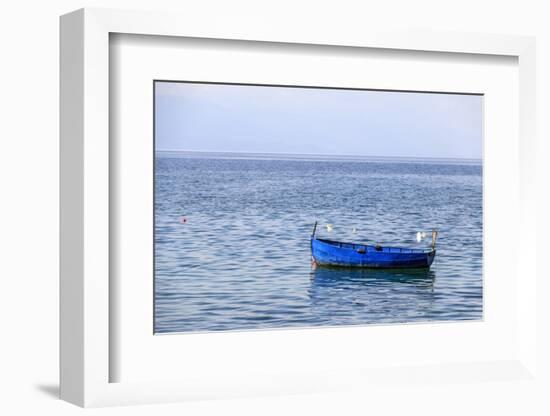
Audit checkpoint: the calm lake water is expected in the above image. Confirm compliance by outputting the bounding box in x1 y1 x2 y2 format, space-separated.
154 151 483 333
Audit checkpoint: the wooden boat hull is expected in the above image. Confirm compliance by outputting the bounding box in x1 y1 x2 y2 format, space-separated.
311 237 436 269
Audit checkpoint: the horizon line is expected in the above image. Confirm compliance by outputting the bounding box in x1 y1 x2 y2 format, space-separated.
156 149 482 162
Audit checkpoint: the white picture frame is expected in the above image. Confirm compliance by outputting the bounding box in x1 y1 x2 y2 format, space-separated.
60 7 537 407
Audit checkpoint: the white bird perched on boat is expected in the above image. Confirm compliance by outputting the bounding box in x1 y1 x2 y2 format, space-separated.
326 224 334 232
416 231 427 242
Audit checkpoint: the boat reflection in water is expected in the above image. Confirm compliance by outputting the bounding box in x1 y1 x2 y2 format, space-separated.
308 267 438 325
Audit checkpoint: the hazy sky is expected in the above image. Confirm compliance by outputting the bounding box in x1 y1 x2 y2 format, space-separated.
155 82 483 160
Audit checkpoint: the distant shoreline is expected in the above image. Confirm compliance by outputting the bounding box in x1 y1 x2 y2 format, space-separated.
156 149 482 166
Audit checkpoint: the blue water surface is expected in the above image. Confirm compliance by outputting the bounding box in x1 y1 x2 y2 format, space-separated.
155 152 482 333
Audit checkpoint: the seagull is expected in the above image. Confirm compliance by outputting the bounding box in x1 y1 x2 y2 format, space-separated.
326 224 334 232
352 227 357 233
416 231 427 242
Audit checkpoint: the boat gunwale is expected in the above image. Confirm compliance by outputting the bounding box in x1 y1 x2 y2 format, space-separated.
312 237 435 255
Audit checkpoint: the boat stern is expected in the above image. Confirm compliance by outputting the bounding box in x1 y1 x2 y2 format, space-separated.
427 249 436 267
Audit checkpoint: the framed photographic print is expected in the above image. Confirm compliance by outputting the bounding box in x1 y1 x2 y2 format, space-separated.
60 8 538 407
152 80 483 335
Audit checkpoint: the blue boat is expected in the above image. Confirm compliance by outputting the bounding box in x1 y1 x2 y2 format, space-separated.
310 222 437 269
